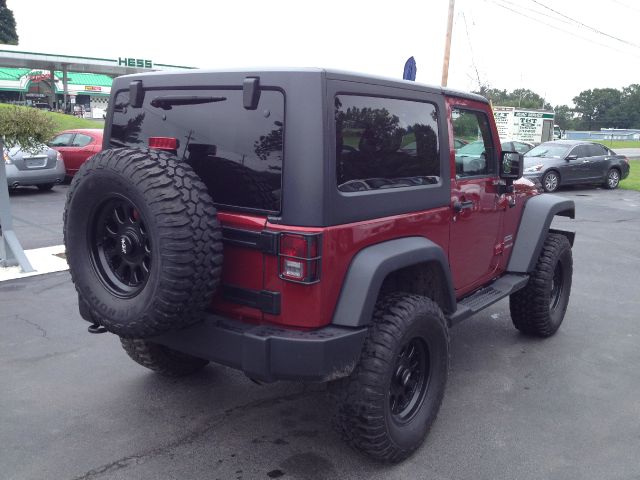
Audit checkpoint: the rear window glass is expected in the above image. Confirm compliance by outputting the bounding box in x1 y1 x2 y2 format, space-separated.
335 95 440 192
110 88 284 213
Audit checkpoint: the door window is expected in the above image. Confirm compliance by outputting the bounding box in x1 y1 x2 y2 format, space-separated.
49 133 73 147
72 134 93 147
452 109 496 178
571 145 590 158
586 144 606 157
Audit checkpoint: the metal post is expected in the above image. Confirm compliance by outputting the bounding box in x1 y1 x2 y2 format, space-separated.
0 137 34 272
441 0 456 87
49 67 56 109
62 65 68 113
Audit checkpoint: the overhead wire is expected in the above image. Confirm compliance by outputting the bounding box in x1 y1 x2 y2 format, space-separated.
484 0 640 59
609 0 640 14
462 11 483 90
531 0 640 49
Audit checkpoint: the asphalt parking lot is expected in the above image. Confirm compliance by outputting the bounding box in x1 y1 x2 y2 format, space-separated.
1 184 640 480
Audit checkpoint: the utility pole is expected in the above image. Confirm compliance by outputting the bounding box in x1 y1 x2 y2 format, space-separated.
441 0 456 87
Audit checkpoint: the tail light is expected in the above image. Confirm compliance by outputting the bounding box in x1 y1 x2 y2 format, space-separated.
279 233 321 284
148 137 178 151
622 156 629 165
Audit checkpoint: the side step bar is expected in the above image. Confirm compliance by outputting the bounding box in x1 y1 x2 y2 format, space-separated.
447 274 529 327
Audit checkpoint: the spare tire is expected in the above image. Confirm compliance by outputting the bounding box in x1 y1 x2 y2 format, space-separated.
64 148 223 338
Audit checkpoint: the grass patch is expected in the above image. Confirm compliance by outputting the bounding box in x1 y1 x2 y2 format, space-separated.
586 139 640 149
620 159 639 191
0 103 104 133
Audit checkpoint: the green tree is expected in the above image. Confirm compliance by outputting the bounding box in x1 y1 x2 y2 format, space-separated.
614 84 640 129
573 88 621 130
474 87 551 110
553 105 575 131
0 0 18 45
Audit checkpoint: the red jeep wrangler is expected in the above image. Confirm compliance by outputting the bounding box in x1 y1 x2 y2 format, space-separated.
64 69 575 463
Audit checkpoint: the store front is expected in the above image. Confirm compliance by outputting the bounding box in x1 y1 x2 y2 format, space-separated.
0 67 112 117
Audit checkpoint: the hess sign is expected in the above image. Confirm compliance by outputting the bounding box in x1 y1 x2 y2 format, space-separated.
118 57 153 69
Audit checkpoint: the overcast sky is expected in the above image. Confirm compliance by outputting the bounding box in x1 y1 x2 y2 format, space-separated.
7 0 640 107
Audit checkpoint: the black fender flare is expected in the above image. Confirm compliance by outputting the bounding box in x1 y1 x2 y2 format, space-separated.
507 194 575 273
331 237 456 328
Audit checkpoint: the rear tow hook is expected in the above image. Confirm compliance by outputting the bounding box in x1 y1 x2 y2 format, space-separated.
88 323 108 334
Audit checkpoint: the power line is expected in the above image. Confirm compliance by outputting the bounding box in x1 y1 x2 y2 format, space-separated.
462 11 483 90
609 0 640 14
486 0 640 59
498 0 574 27
531 0 640 49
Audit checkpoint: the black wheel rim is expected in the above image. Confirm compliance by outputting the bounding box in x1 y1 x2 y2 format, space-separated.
389 338 430 424
550 262 564 311
89 195 152 298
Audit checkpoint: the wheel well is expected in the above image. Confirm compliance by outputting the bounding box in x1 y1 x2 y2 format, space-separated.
380 262 451 314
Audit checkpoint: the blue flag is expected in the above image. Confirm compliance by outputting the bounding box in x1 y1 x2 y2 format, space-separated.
403 56 417 81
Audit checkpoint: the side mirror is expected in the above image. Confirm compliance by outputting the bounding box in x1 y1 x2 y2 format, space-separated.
499 151 522 180
565 154 578 161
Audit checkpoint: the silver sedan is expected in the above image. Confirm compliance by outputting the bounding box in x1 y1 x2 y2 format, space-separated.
3 143 66 191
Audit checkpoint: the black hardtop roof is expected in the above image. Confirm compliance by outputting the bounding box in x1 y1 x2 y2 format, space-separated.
113 67 488 104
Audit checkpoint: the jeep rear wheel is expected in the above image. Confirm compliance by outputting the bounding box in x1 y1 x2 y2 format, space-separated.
509 233 572 337
64 148 223 338
331 293 449 463
121 338 209 377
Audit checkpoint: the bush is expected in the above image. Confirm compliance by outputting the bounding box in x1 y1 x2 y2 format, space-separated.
0 106 55 151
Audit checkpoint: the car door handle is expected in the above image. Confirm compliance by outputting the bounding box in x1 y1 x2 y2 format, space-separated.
453 200 474 213
582 160 590 163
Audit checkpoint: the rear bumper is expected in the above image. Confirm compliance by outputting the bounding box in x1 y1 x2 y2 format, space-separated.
150 314 368 383
5 160 66 187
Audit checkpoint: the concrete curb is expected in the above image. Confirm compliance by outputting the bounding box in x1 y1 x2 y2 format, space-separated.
0 244 68 282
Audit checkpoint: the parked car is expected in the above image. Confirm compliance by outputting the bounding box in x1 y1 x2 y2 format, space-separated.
3 143 66 191
454 139 532 176
49 129 103 178
454 137 468 150
523 140 630 192
501 139 534 155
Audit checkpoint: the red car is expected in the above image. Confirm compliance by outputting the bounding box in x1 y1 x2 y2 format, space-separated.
49 129 103 177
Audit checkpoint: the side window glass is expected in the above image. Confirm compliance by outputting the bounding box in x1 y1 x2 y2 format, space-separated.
452 108 495 178
72 134 93 147
586 144 605 157
573 145 589 158
50 133 73 147
335 95 440 192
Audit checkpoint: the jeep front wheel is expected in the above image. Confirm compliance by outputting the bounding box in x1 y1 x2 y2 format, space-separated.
64 148 223 338
331 293 449 463
509 233 572 337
